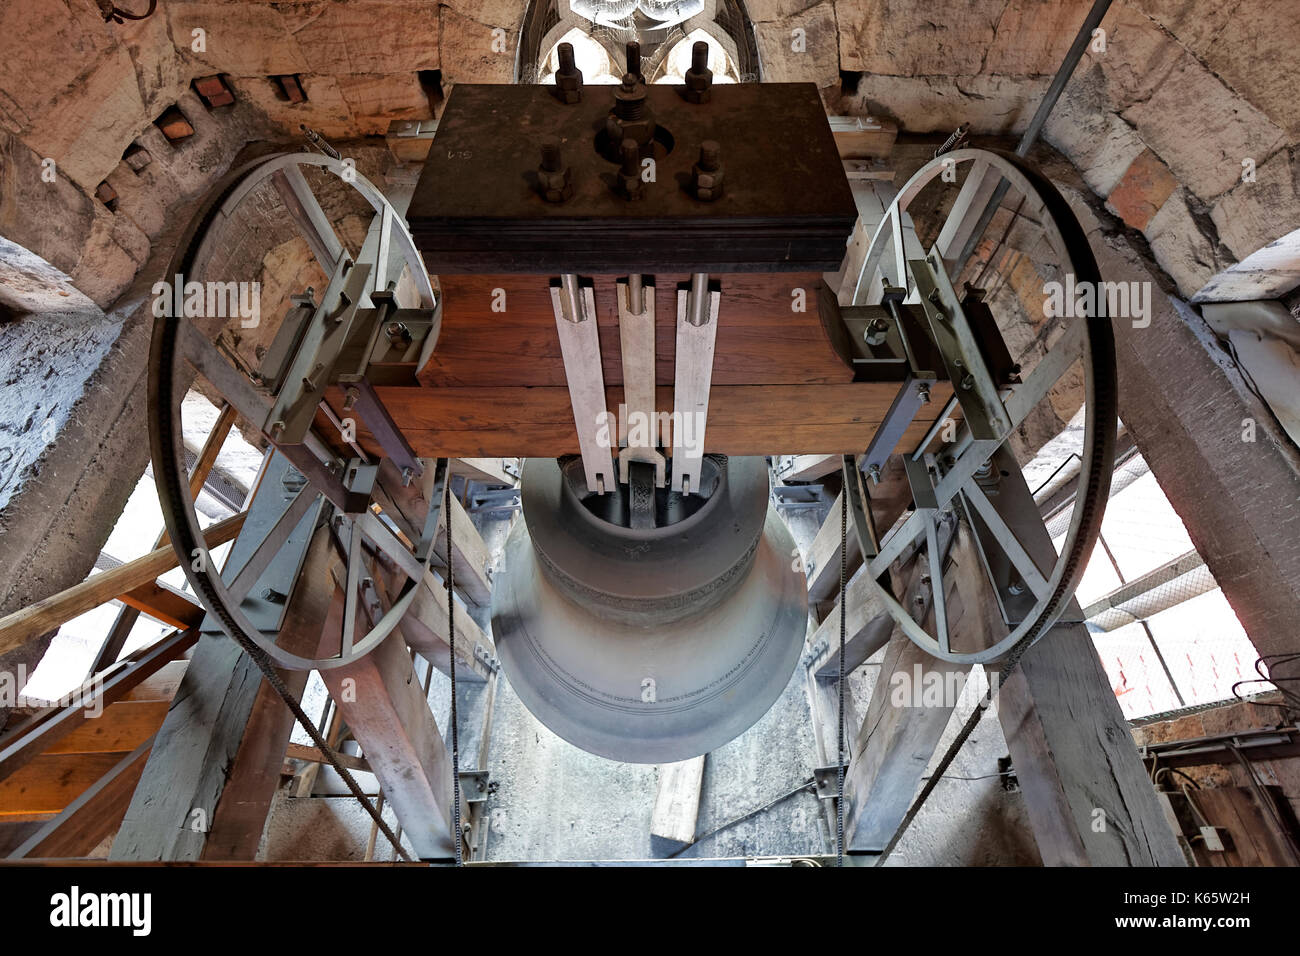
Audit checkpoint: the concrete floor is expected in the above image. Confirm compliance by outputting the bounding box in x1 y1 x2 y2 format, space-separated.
262 472 1042 865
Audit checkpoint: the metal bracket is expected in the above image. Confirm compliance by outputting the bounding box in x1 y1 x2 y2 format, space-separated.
672 274 720 495
909 253 1011 441
551 274 614 495
616 276 666 486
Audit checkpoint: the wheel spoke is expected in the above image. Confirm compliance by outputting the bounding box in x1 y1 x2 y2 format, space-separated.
341 517 363 657
1004 319 1085 429
271 165 344 274
358 510 426 582
961 479 1052 601
924 512 950 654
227 487 318 604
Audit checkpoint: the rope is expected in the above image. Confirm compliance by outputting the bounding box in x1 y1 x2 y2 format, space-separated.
836 482 847 867
446 479 464 865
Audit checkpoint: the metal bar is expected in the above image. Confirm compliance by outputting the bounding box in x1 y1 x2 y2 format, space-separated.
271 165 344 274
551 275 613 494
961 479 1052 600
616 277 665 485
950 0 1115 275
672 274 720 495
351 380 423 481
225 487 317 604
924 513 949 653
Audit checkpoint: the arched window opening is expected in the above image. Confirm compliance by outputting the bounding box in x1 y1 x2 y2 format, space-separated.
539 27 622 85
651 28 738 84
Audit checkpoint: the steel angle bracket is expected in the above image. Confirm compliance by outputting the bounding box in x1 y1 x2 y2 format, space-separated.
909 254 1011 442
551 275 614 495
266 257 372 444
672 274 721 496
616 276 666 486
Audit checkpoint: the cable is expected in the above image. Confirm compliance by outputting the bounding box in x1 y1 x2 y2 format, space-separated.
447 478 464 865
667 778 817 859
836 474 847 867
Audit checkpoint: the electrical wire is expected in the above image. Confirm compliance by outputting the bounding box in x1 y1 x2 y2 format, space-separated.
666 778 817 859
447 478 464 865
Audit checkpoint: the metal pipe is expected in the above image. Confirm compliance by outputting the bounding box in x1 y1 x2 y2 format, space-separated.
951 0 1114 275
687 273 709 327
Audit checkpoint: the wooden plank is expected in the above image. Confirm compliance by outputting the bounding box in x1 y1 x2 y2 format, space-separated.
0 512 245 659
117 580 204 631
0 630 195 785
320 630 457 861
283 742 370 775
45 701 169 755
374 570 493 683
119 660 189 702
372 458 493 608
651 756 706 853
110 470 320 861
338 383 951 460
7 740 151 859
451 458 518 487
0 752 123 816
806 455 914 606
422 273 854 389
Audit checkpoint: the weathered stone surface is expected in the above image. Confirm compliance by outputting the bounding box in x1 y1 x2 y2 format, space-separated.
983 0 1083 77
1106 148 1177 230
1092 2 1185 112
1042 66 1147 198
438 7 515 85
116 7 190 119
837 0 1004 76
337 74 431 136
849 74 1049 135
284 3 440 75
746 0 826 21
1145 187 1234 300
232 73 357 140
1210 147 1300 261
1122 54 1286 202
0 132 97 278
1130 0 1300 137
70 205 147 308
440 0 528 30
167 3 310 77
20 45 147 192
754 2 839 89
0 0 118 134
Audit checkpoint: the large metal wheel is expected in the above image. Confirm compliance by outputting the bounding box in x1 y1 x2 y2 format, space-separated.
852 148 1118 664
148 152 442 670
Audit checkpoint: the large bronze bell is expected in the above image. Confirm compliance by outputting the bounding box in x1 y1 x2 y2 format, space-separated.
491 455 808 763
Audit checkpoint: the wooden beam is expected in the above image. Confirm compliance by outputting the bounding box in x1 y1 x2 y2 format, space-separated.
373 458 493 607
117 580 204 631
391 573 493 683
110 460 321 861
842 633 968 852
201 530 341 862
451 458 518 487
982 454 1185 865
0 628 196 784
7 739 152 859
320 630 457 861
284 742 370 775
0 512 245 659
651 757 706 854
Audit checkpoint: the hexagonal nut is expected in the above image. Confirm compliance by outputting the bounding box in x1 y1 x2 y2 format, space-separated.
606 114 655 153
684 71 711 104
692 168 724 201
619 172 643 200
555 76 582 104
538 167 573 203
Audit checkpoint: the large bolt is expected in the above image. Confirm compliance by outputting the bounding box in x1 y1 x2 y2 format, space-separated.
605 72 655 160
554 42 583 103
618 137 644 200
626 40 644 83
864 317 889 346
537 139 573 203
684 40 713 103
691 140 724 201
